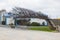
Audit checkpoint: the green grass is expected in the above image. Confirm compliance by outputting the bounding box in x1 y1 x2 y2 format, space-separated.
28 26 55 32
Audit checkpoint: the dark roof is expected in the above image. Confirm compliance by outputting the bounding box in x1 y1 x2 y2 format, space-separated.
11 7 48 19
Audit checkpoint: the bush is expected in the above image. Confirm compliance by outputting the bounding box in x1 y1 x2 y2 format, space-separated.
9 23 15 28
26 22 31 26
30 22 40 26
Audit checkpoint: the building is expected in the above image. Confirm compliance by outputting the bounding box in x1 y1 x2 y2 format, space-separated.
0 10 7 25
4 12 15 25
0 7 48 26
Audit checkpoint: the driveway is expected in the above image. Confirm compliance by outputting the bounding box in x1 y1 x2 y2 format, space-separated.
0 27 60 40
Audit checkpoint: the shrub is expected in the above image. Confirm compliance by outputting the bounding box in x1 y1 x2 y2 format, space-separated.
30 22 40 26
9 23 15 28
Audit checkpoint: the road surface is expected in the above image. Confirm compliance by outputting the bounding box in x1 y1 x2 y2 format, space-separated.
0 27 60 40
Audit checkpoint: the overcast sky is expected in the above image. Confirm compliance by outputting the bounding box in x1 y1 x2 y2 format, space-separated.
0 0 60 19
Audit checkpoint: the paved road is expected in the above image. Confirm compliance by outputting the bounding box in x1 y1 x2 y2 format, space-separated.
0 27 60 40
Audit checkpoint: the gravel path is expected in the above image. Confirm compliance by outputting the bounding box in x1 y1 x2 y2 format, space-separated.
0 27 60 40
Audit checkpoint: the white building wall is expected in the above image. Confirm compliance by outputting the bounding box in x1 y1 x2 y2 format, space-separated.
30 18 48 25
1 11 6 21
6 17 15 25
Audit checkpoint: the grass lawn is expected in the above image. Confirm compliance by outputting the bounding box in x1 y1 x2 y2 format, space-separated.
28 26 55 32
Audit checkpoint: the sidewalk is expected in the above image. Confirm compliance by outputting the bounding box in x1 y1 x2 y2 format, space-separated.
0 27 60 40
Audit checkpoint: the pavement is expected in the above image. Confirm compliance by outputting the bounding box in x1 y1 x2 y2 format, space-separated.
0 27 60 40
